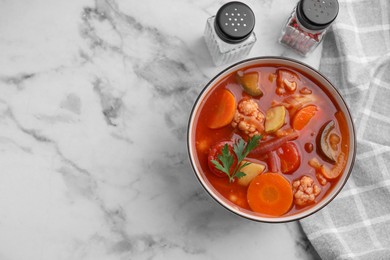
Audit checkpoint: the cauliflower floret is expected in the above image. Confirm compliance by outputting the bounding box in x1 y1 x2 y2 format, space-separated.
292 176 321 206
231 98 265 137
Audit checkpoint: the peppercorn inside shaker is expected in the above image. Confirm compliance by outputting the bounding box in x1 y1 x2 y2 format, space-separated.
279 0 339 56
204 1 256 66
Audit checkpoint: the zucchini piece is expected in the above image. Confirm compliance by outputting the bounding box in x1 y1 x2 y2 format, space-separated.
237 161 265 186
265 106 286 133
237 71 263 97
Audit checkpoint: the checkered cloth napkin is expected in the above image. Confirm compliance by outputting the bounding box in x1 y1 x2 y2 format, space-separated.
300 0 390 259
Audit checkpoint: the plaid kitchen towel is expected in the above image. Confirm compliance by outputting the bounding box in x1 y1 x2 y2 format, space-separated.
300 0 390 259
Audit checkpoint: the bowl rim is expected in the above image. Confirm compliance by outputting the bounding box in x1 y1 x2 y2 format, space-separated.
187 56 356 223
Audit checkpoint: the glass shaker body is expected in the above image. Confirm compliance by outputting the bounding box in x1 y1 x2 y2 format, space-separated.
204 2 256 66
204 16 256 66
279 8 326 56
279 0 339 56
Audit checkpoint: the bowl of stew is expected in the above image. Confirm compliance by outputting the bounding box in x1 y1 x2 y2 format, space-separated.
187 57 356 222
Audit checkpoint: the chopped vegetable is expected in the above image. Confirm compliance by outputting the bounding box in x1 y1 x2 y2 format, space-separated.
277 69 299 82
283 79 297 92
276 69 299 94
231 98 265 137
321 152 346 179
292 176 321 206
277 142 301 174
210 135 262 182
308 152 346 180
267 151 279 173
276 88 286 95
275 128 295 137
292 105 317 130
250 131 299 157
282 94 314 116
247 172 293 216
308 157 327 184
208 141 237 177
329 133 341 151
316 171 328 186
208 89 236 129
265 106 286 133
237 161 266 186
308 157 321 168
268 73 276 83
237 71 263 97
317 120 337 163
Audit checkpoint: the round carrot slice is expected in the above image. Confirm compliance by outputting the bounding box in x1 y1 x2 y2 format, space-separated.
207 89 236 129
292 105 317 130
247 172 293 216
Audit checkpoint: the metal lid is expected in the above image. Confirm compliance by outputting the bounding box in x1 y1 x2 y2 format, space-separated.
296 0 339 31
214 1 255 44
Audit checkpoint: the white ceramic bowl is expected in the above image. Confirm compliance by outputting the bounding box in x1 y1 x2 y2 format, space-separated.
187 57 356 223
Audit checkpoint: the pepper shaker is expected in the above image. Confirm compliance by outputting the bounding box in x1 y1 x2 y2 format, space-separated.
279 0 339 56
204 1 256 66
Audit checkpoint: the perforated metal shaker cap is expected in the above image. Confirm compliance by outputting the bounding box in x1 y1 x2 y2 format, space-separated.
296 0 339 31
214 1 255 44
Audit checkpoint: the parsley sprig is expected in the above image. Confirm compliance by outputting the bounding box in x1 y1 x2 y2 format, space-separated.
211 135 262 183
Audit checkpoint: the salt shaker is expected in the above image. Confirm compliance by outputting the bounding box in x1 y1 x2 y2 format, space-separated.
279 0 339 56
204 1 256 66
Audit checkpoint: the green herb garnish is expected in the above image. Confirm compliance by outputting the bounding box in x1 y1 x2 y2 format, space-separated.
211 135 262 183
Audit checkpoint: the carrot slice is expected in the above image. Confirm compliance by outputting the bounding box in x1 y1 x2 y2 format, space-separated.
247 172 293 216
208 89 236 129
292 105 317 130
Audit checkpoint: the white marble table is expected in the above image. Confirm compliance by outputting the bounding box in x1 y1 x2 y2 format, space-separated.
0 0 323 259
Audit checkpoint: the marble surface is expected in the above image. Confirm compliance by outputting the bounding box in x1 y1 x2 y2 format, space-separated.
0 0 323 259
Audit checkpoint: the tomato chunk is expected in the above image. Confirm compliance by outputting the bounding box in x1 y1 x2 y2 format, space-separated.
277 142 301 174
208 141 237 178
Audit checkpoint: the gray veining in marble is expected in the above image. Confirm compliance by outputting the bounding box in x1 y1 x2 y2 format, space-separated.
0 0 322 259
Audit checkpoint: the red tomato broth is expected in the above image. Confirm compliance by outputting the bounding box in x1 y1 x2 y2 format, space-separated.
193 64 350 217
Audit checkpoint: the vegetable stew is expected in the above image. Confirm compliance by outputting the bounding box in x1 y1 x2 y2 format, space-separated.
192 64 351 217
